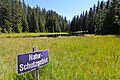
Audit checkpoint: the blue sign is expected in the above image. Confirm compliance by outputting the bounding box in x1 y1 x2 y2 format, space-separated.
17 50 49 74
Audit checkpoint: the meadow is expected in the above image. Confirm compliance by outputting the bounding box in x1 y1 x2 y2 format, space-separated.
0 34 120 80
0 33 67 38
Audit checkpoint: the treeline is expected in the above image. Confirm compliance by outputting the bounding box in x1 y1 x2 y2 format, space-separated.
70 0 120 35
0 0 69 33
0 0 120 35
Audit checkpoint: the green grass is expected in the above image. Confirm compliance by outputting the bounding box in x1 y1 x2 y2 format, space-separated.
0 35 120 80
0 32 67 38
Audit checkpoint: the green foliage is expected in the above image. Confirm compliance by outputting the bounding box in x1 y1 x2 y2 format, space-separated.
70 0 120 35
32 8 39 33
0 0 120 34
0 0 69 33
11 0 23 33
3 28 7 33
0 26 2 33
0 36 120 80
22 0 29 32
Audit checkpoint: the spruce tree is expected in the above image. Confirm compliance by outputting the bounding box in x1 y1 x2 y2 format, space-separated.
62 17 69 32
70 16 76 32
84 10 88 33
114 0 120 34
36 6 45 32
0 0 12 33
39 15 45 32
87 7 94 34
94 1 101 34
27 5 33 32
22 0 29 32
12 0 22 33
32 8 39 32
5 0 13 33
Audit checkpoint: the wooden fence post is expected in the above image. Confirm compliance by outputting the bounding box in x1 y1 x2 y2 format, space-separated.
33 46 39 80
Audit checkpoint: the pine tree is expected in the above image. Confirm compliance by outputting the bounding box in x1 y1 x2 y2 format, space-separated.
102 0 118 34
0 0 6 33
54 18 60 32
114 0 120 34
70 16 76 32
12 0 22 33
22 0 29 32
0 0 12 33
82 11 88 32
32 8 39 32
36 6 45 32
87 7 94 34
5 0 13 33
79 14 83 31
94 1 101 34
27 5 33 32
39 16 45 32
62 17 69 32
76 15 80 31
57 16 62 32
99 1 106 34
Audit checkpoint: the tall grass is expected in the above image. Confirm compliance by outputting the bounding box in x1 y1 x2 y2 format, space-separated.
0 33 67 38
0 36 120 80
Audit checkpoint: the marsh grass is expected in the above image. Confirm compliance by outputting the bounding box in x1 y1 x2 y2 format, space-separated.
0 36 120 80
0 33 67 38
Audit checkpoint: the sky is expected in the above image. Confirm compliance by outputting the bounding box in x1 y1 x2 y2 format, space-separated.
24 0 107 20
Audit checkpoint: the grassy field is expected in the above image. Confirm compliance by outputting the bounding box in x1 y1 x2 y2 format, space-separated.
0 33 67 38
0 35 120 80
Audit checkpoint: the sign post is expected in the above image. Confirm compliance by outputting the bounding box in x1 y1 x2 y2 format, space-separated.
17 46 49 80
33 46 39 80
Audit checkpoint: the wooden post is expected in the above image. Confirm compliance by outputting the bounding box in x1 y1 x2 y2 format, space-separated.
33 46 39 80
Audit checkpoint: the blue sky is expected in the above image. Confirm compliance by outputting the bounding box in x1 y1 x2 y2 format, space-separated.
24 0 107 20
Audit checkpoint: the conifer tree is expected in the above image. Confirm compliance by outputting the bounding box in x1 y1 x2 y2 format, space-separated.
22 0 29 32
32 8 39 32
87 7 94 34
27 5 33 32
12 0 22 33
5 0 13 33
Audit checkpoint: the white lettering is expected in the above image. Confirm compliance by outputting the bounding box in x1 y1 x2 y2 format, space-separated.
19 57 48 73
24 64 27 70
29 54 33 61
19 64 24 72
29 53 42 61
